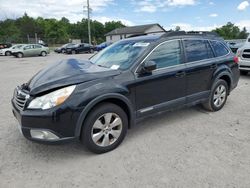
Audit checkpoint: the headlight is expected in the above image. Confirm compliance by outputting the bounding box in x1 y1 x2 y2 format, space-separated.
28 85 76 110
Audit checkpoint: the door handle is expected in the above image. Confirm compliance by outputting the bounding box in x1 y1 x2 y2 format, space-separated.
175 71 186 78
210 64 217 69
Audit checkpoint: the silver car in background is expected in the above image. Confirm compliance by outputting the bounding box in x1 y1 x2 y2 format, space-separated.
0 44 24 56
12 44 50 58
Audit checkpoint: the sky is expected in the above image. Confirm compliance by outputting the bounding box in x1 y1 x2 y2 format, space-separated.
0 0 250 31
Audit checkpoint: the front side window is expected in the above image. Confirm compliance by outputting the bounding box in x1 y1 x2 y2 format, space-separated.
146 40 181 69
184 40 213 62
210 40 229 57
24 45 32 50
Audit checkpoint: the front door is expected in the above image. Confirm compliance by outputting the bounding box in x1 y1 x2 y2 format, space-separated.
134 40 187 117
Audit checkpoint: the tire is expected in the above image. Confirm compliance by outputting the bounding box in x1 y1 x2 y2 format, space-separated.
41 51 47 57
72 50 76 54
90 49 94 53
202 79 228 112
240 70 248 75
5 51 11 56
81 103 128 154
17 52 23 58
62 49 66 53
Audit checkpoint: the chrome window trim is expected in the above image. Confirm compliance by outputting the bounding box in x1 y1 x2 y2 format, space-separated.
134 38 231 75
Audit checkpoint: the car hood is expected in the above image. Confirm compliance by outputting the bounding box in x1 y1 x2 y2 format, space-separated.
27 59 120 95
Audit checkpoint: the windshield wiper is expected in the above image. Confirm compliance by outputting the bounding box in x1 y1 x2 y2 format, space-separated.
97 64 109 68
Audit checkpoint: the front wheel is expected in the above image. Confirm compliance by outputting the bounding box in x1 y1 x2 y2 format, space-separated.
17 52 23 58
202 79 228 112
81 103 128 154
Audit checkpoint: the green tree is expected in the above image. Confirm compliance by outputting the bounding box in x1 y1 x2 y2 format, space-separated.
104 21 125 34
213 22 249 39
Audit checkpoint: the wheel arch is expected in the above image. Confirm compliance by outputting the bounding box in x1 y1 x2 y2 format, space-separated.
212 66 233 92
75 93 135 138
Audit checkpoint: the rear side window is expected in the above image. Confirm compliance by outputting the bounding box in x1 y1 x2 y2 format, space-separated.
210 41 229 57
184 40 214 62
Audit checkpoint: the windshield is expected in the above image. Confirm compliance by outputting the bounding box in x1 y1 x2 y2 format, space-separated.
12 44 23 49
90 40 151 70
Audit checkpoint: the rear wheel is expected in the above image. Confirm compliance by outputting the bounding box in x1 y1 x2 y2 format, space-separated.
202 79 228 111
81 103 128 154
41 51 47 57
5 51 11 56
240 70 248 75
17 52 23 58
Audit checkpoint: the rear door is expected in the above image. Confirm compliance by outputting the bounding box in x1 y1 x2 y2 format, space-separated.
34 44 42 55
183 39 216 103
134 40 187 117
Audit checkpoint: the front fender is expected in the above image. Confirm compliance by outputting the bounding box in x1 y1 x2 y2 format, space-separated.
74 93 135 138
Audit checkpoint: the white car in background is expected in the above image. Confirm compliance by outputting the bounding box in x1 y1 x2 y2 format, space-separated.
237 35 250 75
0 44 24 56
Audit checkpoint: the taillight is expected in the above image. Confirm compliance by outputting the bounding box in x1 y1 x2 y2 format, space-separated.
234 56 239 64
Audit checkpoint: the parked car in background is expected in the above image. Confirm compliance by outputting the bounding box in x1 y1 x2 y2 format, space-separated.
66 43 94 54
95 42 112 51
227 41 245 53
12 31 239 153
0 43 12 49
12 44 50 58
237 35 250 75
54 43 75 53
0 44 25 56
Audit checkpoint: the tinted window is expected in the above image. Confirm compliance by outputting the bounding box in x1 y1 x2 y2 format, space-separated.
184 40 214 62
210 41 229 57
146 40 181 69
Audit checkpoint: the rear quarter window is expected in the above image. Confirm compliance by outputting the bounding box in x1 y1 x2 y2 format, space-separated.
210 41 229 57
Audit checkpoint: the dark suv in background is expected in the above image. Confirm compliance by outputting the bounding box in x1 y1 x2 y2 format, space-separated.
12 31 239 153
66 43 94 54
54 43 75 53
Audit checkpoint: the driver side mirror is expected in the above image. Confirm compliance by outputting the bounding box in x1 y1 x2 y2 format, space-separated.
139 61 157 74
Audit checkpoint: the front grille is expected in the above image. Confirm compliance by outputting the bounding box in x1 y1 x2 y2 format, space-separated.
13 87 30 111
242 49 250 59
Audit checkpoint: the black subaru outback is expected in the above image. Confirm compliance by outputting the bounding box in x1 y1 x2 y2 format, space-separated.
12 31 240 153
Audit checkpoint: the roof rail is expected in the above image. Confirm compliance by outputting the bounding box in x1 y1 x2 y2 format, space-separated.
161 31 220 38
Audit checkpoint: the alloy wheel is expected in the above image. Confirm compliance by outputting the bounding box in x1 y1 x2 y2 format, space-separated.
213 84 226 108
91 113 123 147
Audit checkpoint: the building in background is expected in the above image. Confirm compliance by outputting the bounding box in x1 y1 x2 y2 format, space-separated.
105 23 166 43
